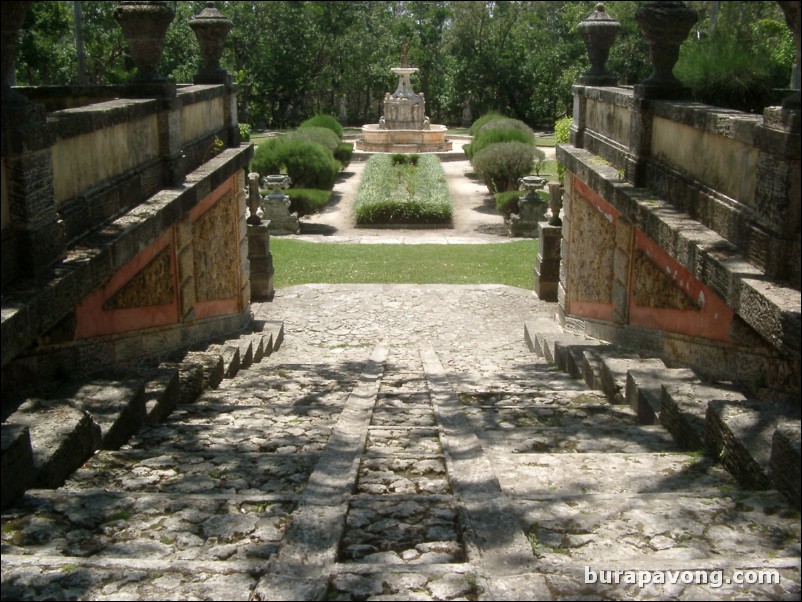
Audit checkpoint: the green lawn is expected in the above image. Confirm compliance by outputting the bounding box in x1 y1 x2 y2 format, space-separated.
270 239 538 289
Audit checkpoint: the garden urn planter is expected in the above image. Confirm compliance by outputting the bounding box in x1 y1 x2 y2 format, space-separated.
635 1 697 87
113 1 175 82
577 3 620 86
189 2 233 84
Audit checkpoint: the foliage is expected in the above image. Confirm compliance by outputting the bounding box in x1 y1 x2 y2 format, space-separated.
354 155 452 224
391 154 420 166
14 2 787 127
494 190 524 217
478 117 535 138
251 137 340 190
472 142 543 194
299 114 344 140
334 143 354 170
554 117 572 145
468 111 506 136
675 29 778 113
285 188 332 217
467 127 536 162
286 126 340 152
239 122 252 143
270 239 538 289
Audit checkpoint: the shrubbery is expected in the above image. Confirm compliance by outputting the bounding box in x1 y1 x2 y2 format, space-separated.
478 117 534 138
354 154 452 225
334 143 354 169
472 142 544 194
286 126 340 152
468 111 505 137
299 114 344 140
251 137 340 190
285 188 333 217
467 127 535 161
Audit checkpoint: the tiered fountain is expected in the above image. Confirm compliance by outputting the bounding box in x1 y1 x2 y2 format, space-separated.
356 44 451 153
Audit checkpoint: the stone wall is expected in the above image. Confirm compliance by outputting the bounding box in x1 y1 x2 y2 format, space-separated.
1 83 253 383
558 85 800 391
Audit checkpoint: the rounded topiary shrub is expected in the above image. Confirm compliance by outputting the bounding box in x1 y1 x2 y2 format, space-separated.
281 139 340 190
478 117 534 138
300 114 344 140
469 111 505 137
334 142 353 169
251 137 340 190
287 126 340 152
494 190 523 217
472 142 544 193
250 137 285 176
468 128 536 162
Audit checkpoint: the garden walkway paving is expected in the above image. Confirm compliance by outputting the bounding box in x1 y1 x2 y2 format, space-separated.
2 285 800 600
2 145 800 600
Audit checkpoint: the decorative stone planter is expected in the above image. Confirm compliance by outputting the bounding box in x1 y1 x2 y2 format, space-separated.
261 175 299 235
189 2 233 85
635 1 697 88
577 3 621 86
113 1 175 82
509 176 547 237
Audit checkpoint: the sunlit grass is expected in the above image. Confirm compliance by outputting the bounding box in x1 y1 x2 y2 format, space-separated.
270 239 538 290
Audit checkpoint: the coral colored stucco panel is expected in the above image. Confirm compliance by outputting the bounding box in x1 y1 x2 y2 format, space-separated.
630 230 733 341
75 229 179 338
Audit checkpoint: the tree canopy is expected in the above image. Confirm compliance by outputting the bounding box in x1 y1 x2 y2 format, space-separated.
15 1 795 128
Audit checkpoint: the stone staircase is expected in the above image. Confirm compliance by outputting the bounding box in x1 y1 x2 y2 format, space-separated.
0 320 285 511
1 285 800 600
524 316 802 511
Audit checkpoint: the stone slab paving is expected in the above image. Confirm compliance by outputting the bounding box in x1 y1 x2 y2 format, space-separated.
2 284 800 600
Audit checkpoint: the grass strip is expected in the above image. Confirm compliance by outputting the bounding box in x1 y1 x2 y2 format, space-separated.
269 239 538 290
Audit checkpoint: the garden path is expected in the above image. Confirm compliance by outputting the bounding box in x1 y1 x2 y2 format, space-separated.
293 144 557 244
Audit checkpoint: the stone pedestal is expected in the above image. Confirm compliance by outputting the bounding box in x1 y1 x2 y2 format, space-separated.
248 223 274 301
535 223 562 301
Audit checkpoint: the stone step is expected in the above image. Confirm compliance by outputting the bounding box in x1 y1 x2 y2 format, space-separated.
659 380 747 451
143 367 180 425
599 356 667 405
207 343 241 380
624 366 699 424
1 424 35 511
705 396 801 492
771 423 801 510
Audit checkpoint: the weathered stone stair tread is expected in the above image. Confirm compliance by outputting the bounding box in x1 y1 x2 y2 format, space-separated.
463 403 639 430
142 367 180 425
1 424 35 510
705 397 802 491
600 356 667 405
625 366 699 424
660 380 747 451
62 448 320 495
771 423 801 510
478 423 678 454
4 398 101 489
492 452 735 497
514 489 801 565
206 343 241 379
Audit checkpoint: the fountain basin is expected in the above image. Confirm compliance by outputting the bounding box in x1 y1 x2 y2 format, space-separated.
356 124 452 153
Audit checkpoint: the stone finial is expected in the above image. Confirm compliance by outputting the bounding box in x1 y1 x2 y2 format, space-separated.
635 1 697 89
113 1 175 82
189 1 233 85
577 3 621 86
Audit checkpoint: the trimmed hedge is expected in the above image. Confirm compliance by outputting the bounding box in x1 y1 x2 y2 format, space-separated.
478 117 534 138
466 127 535 161
468 111 505 137
285 188 333 217
354 154 452 225
286 126 340 152
300 114 344 140
335 142 354 169
251 137 340 190
472 142 544 194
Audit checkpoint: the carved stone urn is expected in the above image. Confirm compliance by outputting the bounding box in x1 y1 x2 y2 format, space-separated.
189 2 233 85
577 3 621 86
635 1 697 88
1 1 33 104
113 1 175 82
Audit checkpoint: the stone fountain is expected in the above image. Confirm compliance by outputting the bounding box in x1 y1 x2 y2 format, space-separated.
356 44 451 153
